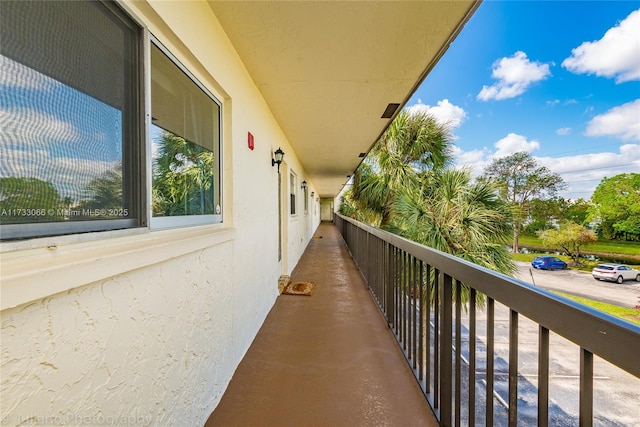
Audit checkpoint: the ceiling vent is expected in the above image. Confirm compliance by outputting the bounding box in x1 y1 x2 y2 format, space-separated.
381 103 400 119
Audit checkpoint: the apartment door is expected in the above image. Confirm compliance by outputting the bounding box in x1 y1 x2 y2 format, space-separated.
320 200 333 221
278 162 289 273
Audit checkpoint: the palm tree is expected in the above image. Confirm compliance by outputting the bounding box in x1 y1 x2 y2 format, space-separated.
342 109 515 276
152 130 214 216
79 164 123 211
394 168 515 275
342 110 516 308
350 110 453 228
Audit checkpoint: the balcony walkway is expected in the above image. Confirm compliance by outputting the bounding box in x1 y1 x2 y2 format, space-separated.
206 222 438 427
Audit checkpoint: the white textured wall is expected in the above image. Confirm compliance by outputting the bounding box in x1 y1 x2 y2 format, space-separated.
1 242 232 426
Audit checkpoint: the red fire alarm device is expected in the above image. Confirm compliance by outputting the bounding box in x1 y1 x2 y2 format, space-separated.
248 132 254 150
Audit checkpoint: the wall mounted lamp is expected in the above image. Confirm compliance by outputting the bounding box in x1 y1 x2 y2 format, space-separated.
271 147 284 172
301 180 307 190
311 191 314 198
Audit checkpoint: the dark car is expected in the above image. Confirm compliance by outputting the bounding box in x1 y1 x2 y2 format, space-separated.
531 256 568 270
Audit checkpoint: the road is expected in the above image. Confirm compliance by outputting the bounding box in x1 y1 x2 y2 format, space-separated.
515 262 640 308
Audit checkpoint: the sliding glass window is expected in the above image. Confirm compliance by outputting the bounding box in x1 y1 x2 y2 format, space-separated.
0 1 142 239
150 41 222 228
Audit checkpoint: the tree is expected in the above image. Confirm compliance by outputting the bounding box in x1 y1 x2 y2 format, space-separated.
342 110 515 276
481 151 566 253
152 130 215 216
588 173 640 241
537 222 597 265
350 110 453 228
563 198 591 226
394 168 515 275
525 197 567 234
0 177 64 223
78 164 123 211
525 197 592 234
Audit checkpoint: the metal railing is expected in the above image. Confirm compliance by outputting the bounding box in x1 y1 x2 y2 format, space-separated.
335 214 640 427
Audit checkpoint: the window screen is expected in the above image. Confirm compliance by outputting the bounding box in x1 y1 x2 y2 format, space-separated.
0 0 142 239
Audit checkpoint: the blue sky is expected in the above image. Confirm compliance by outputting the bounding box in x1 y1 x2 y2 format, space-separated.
407 1 640 200
0 58 122 200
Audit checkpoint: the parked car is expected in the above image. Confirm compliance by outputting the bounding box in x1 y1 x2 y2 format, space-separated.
531 256 568 270
592 264 640 284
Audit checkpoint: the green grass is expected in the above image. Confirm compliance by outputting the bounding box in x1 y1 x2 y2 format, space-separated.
553 292 640 326
517 234 640 257
512 252 640 272
514 234 640 270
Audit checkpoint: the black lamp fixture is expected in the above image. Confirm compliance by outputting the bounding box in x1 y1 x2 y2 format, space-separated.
311 191 314 198
301 180 307 190
271 147 284 172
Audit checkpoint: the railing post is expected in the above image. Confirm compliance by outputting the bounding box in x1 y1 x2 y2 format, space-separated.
486 297 494 427
455 280 462 426
440 272 453 426
538 325 549 427
509 309 519 427
386 243 395 326
580 349 593 427
425 264 432 396
469 288 476 427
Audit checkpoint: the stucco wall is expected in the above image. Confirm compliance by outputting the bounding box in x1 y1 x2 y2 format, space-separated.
0 0 321 425
1 242 233 426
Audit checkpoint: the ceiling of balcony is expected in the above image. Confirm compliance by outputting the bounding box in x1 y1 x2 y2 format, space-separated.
208 1 479 197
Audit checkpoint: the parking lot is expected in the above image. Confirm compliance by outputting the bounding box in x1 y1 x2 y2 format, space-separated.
456 301 640 426
515 262 640 308
447 262 640 426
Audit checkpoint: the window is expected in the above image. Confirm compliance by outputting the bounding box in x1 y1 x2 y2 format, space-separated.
150 41 222 228
290 172 297 215
0 0 142 240
303 187 308 214
0 1 223 240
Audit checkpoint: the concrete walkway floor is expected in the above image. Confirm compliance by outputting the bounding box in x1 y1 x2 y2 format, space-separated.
206 222 438 427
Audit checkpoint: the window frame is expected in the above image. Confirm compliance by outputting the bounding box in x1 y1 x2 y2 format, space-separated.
289 171 297 216
0 0 145 241
303 185 308 214
0 2 226 242
147 35 223 230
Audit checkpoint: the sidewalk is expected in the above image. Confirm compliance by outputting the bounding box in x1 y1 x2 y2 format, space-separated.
205 222 437 427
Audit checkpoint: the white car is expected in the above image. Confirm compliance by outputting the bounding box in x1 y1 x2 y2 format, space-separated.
592 264 640 284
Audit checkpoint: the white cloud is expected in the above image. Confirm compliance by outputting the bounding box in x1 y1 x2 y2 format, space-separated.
0 107 114 201
453 142 640 200
0 146 118 200
406 99 467 130
494 133 540 157
451 133 540 180
538 144 640 199
451 145 490 169
0 54 54 91
585 99 640 141
477 51 552 101
562 9 640 83
556 127 572 136
540 144 640 175
0 107 81 144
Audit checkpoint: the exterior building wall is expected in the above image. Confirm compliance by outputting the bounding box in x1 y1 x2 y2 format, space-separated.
0 1 321 425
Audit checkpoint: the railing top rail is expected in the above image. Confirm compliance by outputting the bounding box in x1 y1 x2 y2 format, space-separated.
336 214 640 378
